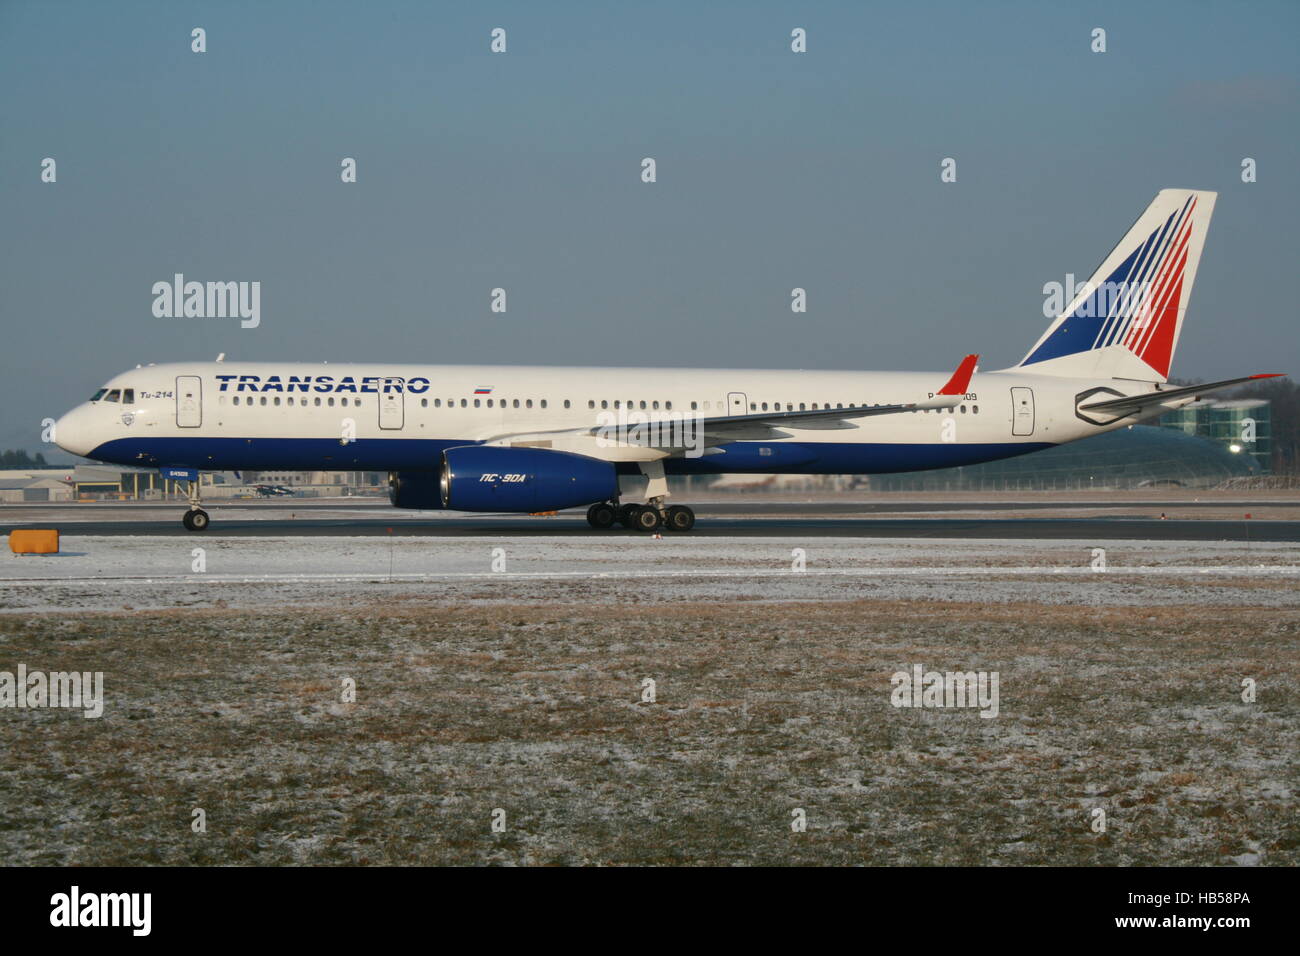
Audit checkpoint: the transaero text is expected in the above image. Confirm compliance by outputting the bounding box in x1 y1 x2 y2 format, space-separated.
214 374 430 394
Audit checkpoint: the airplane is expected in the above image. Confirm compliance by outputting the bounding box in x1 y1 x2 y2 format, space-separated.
254 484 295 497
53 188 1283 533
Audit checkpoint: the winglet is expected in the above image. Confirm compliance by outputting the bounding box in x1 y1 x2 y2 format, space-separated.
937 354 979 395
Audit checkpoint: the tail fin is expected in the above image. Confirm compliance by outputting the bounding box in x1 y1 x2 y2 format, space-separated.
1017 188 1216 381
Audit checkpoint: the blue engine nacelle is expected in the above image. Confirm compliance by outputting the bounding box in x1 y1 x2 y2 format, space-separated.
440 445 618 513
388 470 446 509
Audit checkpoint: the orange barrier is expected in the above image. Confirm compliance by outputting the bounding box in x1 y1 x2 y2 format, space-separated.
9 529 59 555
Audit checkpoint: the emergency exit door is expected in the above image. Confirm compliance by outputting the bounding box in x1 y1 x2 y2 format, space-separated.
378 378 405 429
1010 387 1035 436
176 376 202 427
727 391 748 415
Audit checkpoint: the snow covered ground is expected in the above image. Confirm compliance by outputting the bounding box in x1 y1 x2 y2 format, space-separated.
2 532 1296 866
2 534 1298 613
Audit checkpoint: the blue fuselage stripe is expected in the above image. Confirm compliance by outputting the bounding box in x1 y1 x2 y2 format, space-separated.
87 437 1055 476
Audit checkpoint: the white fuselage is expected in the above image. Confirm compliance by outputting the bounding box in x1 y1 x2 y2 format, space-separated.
55 361 1142 478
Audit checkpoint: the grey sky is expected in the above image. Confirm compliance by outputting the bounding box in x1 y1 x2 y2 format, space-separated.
2 0 1297 455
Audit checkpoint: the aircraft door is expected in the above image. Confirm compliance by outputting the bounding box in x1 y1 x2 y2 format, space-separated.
176 376 202 427
727 391 748 415
1010 387 1035 436
379 378 405 430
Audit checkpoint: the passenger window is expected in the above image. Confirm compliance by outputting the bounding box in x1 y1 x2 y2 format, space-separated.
274 397 281 406
233 396 240 406
314 397 321 406
526 399 533 408
973 405 979 414
601 400 608 409
474 399 480 408
665 401 672 410
564 400 571 409
540 400 547 409
328 397 335 407
513 399 520 408
691 401 698 411
460 399 467 407
639 401 646 410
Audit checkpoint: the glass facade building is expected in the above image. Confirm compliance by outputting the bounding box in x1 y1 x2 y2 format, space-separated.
871 425 1261 491
1159 399 1271 473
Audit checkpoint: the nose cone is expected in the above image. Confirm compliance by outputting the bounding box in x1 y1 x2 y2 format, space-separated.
54 405 97 457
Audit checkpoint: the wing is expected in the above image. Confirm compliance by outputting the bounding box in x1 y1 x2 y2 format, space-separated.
584 353 980 444
475 353 979 459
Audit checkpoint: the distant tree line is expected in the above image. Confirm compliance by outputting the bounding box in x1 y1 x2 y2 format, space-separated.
0 449 54 470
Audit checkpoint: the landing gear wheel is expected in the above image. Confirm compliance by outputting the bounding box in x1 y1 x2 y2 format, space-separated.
617 504 640 528
631 505 662 532
586 502 616 529
664 505 695 532
182 509 210 531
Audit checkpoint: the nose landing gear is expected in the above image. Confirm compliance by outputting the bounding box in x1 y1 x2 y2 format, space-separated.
181 479 210 532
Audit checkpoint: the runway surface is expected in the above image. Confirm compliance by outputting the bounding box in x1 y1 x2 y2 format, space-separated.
3 498 1299 541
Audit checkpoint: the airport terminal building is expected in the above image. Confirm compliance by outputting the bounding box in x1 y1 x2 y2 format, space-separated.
867 425 1262 492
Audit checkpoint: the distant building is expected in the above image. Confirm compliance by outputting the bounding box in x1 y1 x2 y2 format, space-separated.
245 471 384 492
1159 399 1271 473
0 475 74 503
870 425 1260 492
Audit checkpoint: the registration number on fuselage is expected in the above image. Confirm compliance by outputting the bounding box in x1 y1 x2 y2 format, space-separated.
480 474 527 483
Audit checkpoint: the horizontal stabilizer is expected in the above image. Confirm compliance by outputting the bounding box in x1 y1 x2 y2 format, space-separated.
1078 373 1284 417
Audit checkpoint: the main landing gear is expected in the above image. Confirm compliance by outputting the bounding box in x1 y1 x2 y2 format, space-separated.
181 480 210 532
585 501 696 533
586 461 696 532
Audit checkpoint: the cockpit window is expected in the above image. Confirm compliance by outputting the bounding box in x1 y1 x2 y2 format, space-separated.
105 389 121 403
90 388 108 402
122 389 135 404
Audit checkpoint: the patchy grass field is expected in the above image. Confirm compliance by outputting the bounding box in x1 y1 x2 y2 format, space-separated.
0 599 1295 865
